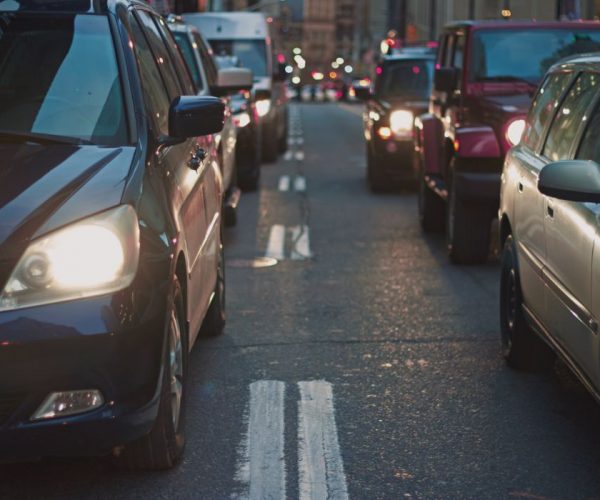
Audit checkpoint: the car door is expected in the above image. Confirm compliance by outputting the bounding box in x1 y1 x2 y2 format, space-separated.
133 10 212 337
513 72 573 317
540 71 600 382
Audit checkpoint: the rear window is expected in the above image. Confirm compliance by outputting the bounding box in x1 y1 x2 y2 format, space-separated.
375 59 434 100
0 14 127 146
209 39 266 77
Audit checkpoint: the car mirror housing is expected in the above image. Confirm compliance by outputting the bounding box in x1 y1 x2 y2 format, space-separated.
434 67 458 93
538 160 600 203
353 86 372 101
169 96 224 139
212 68 254 97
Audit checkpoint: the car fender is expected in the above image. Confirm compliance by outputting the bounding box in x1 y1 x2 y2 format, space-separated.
454 126 501 159
414 114 444 176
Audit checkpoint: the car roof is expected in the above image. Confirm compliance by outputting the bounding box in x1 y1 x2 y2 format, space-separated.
0 0 148 14
444 19 600 31
383 53 435 63
548 52 600 73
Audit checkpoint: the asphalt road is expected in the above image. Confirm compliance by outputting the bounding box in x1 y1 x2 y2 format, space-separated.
2 103 600 500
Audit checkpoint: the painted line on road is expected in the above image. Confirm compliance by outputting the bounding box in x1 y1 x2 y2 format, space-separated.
278 175 291 192
294 176 306 192
235 381 286 500
290 225 312 261
295 151 305 161
298 381 349 500
284 151 294 161
266 225 286 260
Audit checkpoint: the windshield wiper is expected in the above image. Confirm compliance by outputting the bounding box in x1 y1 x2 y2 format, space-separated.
478 76 538 87
0 130 94 146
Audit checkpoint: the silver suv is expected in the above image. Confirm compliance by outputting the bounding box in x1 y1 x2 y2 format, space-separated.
499 54 600 398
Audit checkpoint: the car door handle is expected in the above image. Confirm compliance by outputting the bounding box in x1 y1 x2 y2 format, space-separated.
547 205 554 218
518 182 523 193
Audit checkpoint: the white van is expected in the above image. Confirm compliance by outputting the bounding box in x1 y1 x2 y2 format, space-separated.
183 12 289 162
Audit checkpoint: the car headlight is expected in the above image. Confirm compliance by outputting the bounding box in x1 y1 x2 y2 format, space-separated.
0 205 140 311
234 111 251 128
506 118 526 146
389 110 414 135
256 99 271 118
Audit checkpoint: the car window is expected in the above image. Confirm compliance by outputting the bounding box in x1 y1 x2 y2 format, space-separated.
129 13 170 136
522 72 572 151
436 35 447 68
543 72 598 161
135 10 181 100
173 31 203 91
576 80 600 162
453 34 465 87
375 59 434 100
152 16 196 95
0 14 127 146
444 35 455 67
194 32 219 88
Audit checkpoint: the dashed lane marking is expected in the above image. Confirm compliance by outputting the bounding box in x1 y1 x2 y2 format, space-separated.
293 176 306 193
278 175 291 192
290 225 312 261
265 225 286 260
294 151 305 161
283 151 294 161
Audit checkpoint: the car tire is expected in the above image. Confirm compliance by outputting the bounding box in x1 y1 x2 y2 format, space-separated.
500 235 554 371
115 277 188 470
200 231 226 337
367 146 387 193
446 167 491 264
418 170 445 233
263 124 278 163
278 115 288 154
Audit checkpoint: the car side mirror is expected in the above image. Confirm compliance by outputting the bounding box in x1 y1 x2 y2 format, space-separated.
274 62 287 82
434 67 458 93
169 96 224 138
538 160 600 203
212 68 254 97
353 86 372 101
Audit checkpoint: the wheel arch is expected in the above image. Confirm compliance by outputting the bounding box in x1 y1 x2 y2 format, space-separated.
500 214 513 248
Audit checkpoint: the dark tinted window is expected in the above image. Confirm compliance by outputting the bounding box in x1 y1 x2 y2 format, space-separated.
453 34 465 87
544 72 599 161
209 39 267 77
522 72 572 151
173 31 203 91
471 29 600 84
195 33 218 88
0 15 127 145
129 14 170 136
577 79 600 162
376 59 434 100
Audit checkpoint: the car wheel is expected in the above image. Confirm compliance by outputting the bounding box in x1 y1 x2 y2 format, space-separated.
367 145 387 193
446 166 491 264
500 235 554 371
278 117 288 154
115 277 188 470
263 124 278 163
200 231 226 337
418 166 445 233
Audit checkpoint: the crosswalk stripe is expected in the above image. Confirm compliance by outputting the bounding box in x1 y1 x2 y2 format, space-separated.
298 381 349 500
266 225 286 260
278 175 291 192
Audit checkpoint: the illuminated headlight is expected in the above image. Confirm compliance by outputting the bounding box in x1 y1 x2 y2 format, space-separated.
506 118 526 146
256 99 271 118
390 110 414 135
0 205 139 311
234 111 251 128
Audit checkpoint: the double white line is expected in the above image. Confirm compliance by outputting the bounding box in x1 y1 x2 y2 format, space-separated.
266 225 312 261
278 175 306 192
235 380 349 500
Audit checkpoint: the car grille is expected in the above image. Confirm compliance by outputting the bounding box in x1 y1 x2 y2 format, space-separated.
0 395 21 426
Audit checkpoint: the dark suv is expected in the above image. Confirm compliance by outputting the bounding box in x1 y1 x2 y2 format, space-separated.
414 21 600 264
0 0 238 468
357 52 435 191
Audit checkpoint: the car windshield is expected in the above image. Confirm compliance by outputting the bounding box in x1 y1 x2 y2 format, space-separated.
0 14 127 146
209 39 267 77
376 59 434 100
470 29 600 85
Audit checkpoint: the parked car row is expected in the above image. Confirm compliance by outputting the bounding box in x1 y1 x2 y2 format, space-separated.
358 21 600 425
0 0 287 469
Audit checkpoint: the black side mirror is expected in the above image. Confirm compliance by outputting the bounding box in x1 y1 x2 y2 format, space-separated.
538 160 600 203
274 62 287 82
353 86 372 101
434 67 458 93
169 96 224 138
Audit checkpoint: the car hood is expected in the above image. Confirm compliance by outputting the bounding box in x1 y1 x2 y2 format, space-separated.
0 144 135 257
478 93 531 114
253 76 272 92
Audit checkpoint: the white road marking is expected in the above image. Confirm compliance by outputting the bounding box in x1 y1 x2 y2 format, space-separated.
279 175 291 192
298 381 348 500
295 151 305 161
266 225 286 260
294 176 306 192
296 137 305 145
290 225 312 261
235 381 286 500
284 151 294 161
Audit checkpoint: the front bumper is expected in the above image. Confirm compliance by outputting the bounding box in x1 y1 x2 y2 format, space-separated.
372 138 415 181
0 292 166 460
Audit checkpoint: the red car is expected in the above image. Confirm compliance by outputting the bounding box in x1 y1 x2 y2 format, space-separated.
414 20 600 264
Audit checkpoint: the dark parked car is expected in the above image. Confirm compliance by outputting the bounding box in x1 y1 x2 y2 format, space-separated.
0 0 232 468
356 53 435 191
414 20 600 264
